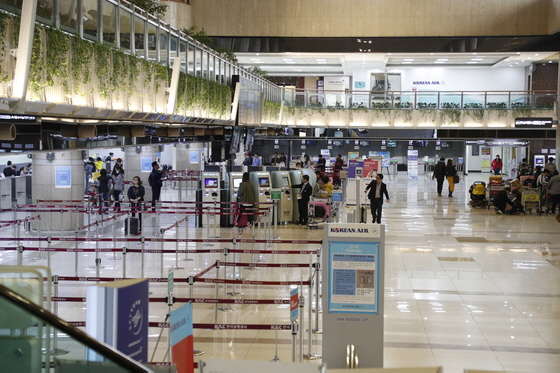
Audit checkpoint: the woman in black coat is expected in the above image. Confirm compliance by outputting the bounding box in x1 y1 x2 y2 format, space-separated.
127 176 145 231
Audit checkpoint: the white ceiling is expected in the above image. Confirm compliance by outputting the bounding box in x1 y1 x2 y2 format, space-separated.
235 51 558 77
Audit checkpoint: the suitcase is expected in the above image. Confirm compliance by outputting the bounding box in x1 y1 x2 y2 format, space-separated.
234 205 249 227
125 217 139 235
309 200 331 219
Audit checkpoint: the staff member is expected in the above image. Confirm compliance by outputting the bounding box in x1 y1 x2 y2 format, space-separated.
290 175 313 225
364 174 390 224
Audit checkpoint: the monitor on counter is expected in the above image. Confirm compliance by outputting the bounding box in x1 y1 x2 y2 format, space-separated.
258 177 270 187
233 178 242 188
205 178 218 188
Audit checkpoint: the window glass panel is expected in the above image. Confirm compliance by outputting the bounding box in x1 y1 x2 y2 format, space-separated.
82 0 98 40
159 31 168 66
195 48 202 77
119 10 132 51
102 0 117 45
187 44 195 75
208 55 214 81
147 23 157 62
133 16 145 59
59 0 78 31
201 51 208 79
170 36 178 66
37 0 54 24
179 41 187 73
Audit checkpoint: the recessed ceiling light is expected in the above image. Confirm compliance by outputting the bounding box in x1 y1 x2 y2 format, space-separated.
388 53 392 55
403 59 414 61
521 60 525 62
436 58 448 61
317 62 328 64
471 58 483 61
473 52 477 55
549 61 552 63
357 39 361 43
286 61 296 64
434 61 445 64
402 62 412 64
535 53 539 56
368 41 372 44
359 49 362 52
256 53 260 56
467 61 478 64
517 52 521 54
430 53 434 55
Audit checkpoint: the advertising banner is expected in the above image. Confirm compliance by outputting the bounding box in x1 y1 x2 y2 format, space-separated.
116 279 149 363
290 288 299 322
170 302 194 373
363 159 380 178
481 147 492 171
141 157 152 172
55 166 71 188
407 150 418 180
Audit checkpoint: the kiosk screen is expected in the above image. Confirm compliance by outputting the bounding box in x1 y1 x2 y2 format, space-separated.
282 177 289 186
258 178 270 187
233 178 242 188
205 178 218 188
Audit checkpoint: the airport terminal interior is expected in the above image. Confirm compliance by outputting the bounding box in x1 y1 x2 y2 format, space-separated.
1 0 560 372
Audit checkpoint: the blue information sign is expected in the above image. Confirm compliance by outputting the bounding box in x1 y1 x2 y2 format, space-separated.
141 157 152 172
331 191 343 202
55 166 71 188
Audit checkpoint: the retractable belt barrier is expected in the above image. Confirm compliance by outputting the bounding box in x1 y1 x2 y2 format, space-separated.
67 321 292 330
49 296 291 305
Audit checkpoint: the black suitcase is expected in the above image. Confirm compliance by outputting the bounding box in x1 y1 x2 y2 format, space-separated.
125 217 139 235
314 205 326 218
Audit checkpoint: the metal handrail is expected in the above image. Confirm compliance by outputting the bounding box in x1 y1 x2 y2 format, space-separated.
0 284 154 373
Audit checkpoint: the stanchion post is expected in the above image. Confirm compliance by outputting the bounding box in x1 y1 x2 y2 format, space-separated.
299 295 305 362
74 229 79 277
227 238 244 295
202 207 214 247
17 244 23 266
166 294 175 363
218 249 233 312
183 216 192 262
313 262 322 334
291 321 299 362
160 233 165 279
50 275 69 355
274 200 278 239
304 276 321 360
122 247 127 278
214 260 220 324
187 276 204 357
140 236 146 278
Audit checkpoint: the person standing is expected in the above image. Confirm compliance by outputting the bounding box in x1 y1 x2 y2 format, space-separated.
236 172 257 227
432 157 446 197
364 174 390 224
148 161 163 210
242 152 253 166
112 158 124 176
97 169 111 214
127 176 145 234
491 155 503 175
112 165 124 211
445 159 457 197
3 161 15 177
84 157 95 194
316 154 326 172
252 152 262 166
518 158 532 178
302 155 312 169
333 154 344 187
270 152 279 165
546 171 560 215
290 175 313 225
544 157 557 173
278 153 287 166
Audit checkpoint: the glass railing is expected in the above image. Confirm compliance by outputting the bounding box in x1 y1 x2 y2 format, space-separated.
0 283 154 372
282 89 557 111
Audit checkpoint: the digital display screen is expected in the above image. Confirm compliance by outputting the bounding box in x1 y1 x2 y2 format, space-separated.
258 177 270 187
282 177 289 186
205 178 218 188
233 178 242 188
386 140 397 148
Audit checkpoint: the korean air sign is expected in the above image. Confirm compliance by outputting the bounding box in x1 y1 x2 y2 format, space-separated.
328 224 380 238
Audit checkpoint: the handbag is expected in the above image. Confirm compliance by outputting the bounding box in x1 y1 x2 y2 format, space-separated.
453 175 460 184
556 213 560 223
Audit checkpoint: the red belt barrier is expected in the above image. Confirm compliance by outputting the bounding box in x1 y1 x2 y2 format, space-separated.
195 278 310 286
161 216 189 233
222 262 310 268
69 321 291 330
194 262 217 278
51 276 310 286
51 296 289 305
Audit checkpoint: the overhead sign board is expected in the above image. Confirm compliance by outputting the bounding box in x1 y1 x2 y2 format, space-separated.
514 117 553 128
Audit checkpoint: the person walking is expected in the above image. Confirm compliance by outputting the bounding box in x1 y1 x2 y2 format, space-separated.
445 159 457 197
242 152 253 166
127 176 145 234
316 154 326 172
97 169 111 214
544 157 557 173
84 157 95 194
112 165 124 211
546 171 560 215
236 172 257 227
432 157 446 197
290 174 313 225
364 173 390 224
148 161 163 210
491 155 503 175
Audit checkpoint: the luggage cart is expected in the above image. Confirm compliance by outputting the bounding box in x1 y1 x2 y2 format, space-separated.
307 198 332 229
488 185 505 206
521 188 540 214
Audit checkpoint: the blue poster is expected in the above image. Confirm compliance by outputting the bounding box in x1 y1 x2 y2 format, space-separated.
116 279 149 363
170 302 193 347
55 166 71 188
328 241 380 313
190 150 199 164
141 157 152 172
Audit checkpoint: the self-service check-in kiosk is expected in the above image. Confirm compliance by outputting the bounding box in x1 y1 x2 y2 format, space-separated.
201 172 220 226
288 170 303 223
250 172 272 203
271 171 293 223
228 172 244 226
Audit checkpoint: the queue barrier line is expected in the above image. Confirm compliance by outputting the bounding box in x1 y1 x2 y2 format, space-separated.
11 208 267 216
49 276 311 286
68 321 292 330
194 262 218 278
221 262 310 268
160 216 189 233
0 237 322 245
4 246 319 255
49 296 290 305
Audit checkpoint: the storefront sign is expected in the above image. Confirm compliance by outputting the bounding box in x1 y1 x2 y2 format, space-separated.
514 117 553 128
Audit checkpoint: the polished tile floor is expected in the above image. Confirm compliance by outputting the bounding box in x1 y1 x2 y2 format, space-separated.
1 171 559 372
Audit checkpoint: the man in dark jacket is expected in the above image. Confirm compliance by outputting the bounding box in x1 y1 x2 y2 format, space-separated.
364 174 390 224
432 157 446 197
148 162 163 210
493 187 516 215
290 175 313 225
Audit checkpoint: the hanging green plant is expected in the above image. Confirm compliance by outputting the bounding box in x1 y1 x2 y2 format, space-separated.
93 42 113 100
28 27 44 96
463 103 484 122
417 102 438 122
263 100 281 123
486 102 508 118
176 71 187 113
152 63 170 95
394 101 413 122
71 36 93 96
510 102 533 117
128 54 141 96
44 27 70 94
0 12 12 83
111 49 129 100
440 102 461 123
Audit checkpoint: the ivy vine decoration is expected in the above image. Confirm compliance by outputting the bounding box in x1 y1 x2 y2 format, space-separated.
486 102 508 118
440 102 461 123
71 36 93 96
417 102 438 122
128 54 141 97
0 12 12 83
463 103 484 122
176 71 187 114
93 42 113 100
510 102 533 118
28 27 45 97
394 101 413 122
371 101 390 119
263 100 281 123
44 27 70 94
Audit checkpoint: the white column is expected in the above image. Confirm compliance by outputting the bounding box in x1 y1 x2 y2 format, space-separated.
12 0 38 110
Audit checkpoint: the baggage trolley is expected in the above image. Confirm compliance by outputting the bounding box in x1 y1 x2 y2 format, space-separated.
307 198 332 229
521 188 540 214
488 185 504 206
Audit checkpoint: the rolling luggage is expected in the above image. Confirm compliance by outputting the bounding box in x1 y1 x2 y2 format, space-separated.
309 199 331 219
125 217 139 235
234 204 249 227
